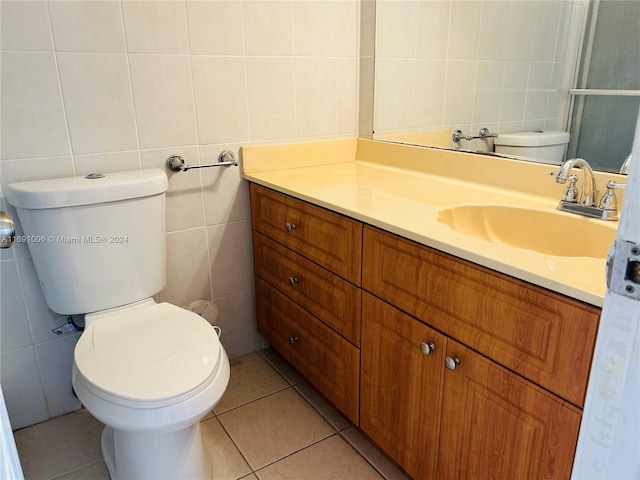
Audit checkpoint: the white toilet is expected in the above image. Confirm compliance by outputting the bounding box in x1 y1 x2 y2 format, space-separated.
6 169 230 479
494 130 571 164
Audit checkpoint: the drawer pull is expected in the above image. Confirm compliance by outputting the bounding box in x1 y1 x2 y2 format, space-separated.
445 356 461 371
288 335 299 344
419 341 436 356
288 276 299 286
285 222 297 232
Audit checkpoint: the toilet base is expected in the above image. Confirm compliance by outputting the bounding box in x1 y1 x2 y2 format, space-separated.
101 422 211 479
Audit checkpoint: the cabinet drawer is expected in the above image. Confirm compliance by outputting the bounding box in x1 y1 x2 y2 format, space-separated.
253 231 361 346
362 226 600 407
255 278 360 424
250 184 362 285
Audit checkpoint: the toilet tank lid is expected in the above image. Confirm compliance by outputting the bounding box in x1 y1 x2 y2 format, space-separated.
494 131 570 147
6 169 168 209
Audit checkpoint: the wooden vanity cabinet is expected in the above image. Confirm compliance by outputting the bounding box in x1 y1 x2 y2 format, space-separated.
250 184 363 424
250 184 600 479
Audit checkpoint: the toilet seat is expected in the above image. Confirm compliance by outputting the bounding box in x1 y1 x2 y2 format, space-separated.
74 302 222 409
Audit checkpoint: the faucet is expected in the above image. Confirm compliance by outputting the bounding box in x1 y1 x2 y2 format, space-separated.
551 158 619 220
553 157 598 206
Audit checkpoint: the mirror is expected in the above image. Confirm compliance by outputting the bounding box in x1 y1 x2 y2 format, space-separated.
372 0 640 172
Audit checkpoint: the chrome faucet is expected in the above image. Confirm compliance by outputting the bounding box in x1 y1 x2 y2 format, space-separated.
551 158 619 220
553 157 598 206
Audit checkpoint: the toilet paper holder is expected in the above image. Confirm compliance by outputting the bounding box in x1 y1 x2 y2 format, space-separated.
166 151 238 172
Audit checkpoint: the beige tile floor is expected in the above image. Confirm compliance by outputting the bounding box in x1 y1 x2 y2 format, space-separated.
14 348 410 480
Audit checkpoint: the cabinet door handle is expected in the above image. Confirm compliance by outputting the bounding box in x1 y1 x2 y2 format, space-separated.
445 356 461 371
288 276 299 286
420 341 436 356
288 335 299 344
285 222 297 232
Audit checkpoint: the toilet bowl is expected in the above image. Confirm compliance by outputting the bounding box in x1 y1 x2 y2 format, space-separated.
5 170 231 479
72 299 230 479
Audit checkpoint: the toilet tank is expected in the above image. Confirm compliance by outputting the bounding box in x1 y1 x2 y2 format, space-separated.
494 131 570 165
6 170 169 315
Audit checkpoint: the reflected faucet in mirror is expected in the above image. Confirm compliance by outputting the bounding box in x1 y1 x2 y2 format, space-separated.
620 154 632 175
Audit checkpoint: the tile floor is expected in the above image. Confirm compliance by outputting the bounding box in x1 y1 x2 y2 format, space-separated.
14 348 410 480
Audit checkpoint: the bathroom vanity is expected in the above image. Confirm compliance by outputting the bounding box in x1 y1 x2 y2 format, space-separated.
244 139 620 479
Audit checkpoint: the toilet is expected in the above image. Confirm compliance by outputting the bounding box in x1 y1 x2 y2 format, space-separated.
494 130 570 165
6 169 230 479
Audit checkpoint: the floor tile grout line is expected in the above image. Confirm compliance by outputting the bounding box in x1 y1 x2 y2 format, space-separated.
213 382 342 478
256 348 304 386
49 459 106 480
338 430 398 480
259 353 396 480
250 431 341 475
212 384 292 417
207 414 256 479
339 433 385 479
250 351 386 472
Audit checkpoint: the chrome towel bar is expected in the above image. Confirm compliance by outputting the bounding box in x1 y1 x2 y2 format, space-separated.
166 151 238 172
452 127 498 143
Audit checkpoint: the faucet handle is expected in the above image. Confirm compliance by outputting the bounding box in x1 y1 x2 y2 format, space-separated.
606 180 626 190
561 175 579 203
598 180 625 212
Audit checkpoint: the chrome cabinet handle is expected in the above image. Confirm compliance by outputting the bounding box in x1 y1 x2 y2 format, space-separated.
288 276 299 286
420 341 436 356
285 222 297 232
288 335 299 344
445 357 461 371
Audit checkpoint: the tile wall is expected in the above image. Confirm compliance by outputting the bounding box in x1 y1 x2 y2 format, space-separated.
374 0 585 138
0 0 361 430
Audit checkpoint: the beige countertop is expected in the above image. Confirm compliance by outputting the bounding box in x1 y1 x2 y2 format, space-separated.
242 139 624 307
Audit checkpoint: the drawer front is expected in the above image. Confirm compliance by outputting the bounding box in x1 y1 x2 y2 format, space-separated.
250 184 362 285
255 278 360 424
253 231 361 346
362 226 600 407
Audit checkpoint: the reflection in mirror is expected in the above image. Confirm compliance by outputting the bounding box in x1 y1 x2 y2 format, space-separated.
372 0 639 172
568 1 640 172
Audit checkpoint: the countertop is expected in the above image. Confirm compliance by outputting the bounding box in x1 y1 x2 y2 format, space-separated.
241 139 623 307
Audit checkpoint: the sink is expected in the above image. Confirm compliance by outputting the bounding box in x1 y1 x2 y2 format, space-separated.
437 204 616 259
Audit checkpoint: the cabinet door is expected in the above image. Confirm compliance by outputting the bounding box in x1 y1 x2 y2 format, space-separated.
438 339 582 480
361 293 447 480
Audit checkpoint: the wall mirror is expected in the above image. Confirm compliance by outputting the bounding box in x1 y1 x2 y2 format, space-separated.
371 0 640 172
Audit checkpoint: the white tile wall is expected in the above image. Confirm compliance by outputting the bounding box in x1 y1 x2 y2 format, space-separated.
0 0 360 430
374 0 586 139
